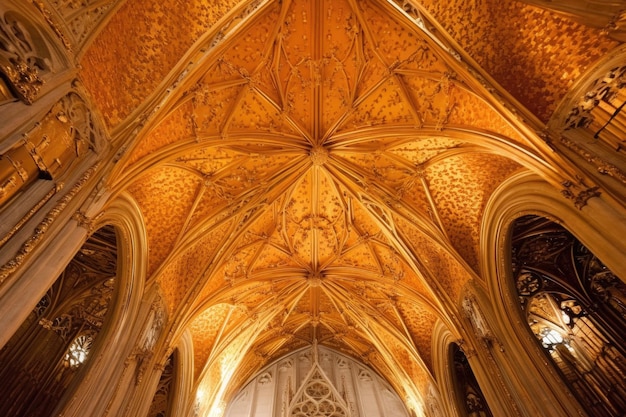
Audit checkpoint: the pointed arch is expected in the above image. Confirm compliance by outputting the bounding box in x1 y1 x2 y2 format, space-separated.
482 170 626 417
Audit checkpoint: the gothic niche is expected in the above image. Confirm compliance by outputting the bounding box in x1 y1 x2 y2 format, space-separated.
0 9 52 104
451 344 493 417
147 352 177 417
511 215 626 417
0 225 118 417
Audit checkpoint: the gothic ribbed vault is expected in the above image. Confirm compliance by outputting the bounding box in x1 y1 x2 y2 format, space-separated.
68 0 621 410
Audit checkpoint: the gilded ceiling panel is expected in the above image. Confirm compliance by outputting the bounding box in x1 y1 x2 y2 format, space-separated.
339 76 419 130
379 329 430 390
80 0 242 126
397 300 438 371
369 243 434 302
158 219 236 314
385 136 461 164
394 215 473 302
127 101 194 166
358 1 436 69
318 0 359 134
189 304 233 379
227 90 297 134
417 0 619 122
445 85 524 142
424 153 521 271
127 167 202 277
334 148 432 215
190 85 247 136
331 227 390 272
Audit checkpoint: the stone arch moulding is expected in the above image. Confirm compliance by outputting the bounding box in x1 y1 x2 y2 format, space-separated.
169 330 195 417
431 321 463 417
480 170 626 417
50 190 148 417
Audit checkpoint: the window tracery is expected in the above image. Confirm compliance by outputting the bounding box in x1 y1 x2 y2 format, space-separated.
512 215 626 417
0 225 117 417
0 8 51 103
289 364 349 417
64 332 94 369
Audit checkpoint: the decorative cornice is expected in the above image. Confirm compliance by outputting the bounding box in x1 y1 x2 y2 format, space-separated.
0 163 99 284
0 183 63 248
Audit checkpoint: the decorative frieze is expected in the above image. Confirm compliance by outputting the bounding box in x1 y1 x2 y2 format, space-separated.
0 162 99 284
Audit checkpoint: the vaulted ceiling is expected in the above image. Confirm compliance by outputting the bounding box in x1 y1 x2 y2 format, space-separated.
76 0 618 408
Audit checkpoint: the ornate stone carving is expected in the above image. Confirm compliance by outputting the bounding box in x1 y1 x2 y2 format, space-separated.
258 371 272 385
564 66 626 130
462 295 503 351
289 366 349 417
49 0 116 47
426 384 443 417
0 10 50 103
72 210 104 233
560 180 601 209
558 134 626 186
0 162 99 284
147 354 175 417
0 183 63 248
0 92 98 207
29 0 73 51
132 296 166 385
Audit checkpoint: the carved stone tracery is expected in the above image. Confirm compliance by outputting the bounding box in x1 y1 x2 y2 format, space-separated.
512 215 626 417
0 225 117 417
0 9 51 103
48 0 117 48
147 353 176 417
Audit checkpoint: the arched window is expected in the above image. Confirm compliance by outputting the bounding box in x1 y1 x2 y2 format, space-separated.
451 343 493 417
511 215 626 417
0 225 118 417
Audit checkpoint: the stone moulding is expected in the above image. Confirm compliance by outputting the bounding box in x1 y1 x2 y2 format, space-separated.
0 162 99 284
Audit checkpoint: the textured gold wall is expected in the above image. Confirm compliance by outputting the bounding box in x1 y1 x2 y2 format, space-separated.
419 0 619 122
80 0 240 127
